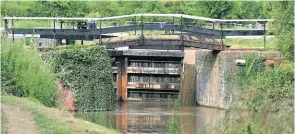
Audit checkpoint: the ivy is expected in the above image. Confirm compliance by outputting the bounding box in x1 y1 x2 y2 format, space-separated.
51 46 115 111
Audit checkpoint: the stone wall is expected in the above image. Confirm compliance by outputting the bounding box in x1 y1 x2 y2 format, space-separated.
194 49 281 108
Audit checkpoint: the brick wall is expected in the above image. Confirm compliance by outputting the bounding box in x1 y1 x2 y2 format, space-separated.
56 80 76 110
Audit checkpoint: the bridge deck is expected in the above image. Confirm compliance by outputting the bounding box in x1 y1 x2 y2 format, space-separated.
8 24 266 38
97 35 228 51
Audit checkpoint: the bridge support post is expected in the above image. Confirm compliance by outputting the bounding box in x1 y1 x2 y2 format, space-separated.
117 57 128 101
116 102 127 133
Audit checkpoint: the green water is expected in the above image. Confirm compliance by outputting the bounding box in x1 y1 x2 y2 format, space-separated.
76 102 225 134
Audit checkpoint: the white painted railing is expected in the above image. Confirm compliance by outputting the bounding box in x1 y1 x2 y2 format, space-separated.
4 14 274 22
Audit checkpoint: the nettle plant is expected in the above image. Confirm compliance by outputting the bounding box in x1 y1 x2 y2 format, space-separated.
51 46 116 111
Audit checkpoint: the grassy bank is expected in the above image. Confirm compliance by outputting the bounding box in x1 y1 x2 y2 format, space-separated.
224 38 276 49
1 95 119 134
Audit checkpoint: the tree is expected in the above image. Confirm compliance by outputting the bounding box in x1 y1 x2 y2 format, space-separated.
1 1 39 17
232 1 264 19
195 1 234 19
39 1 90 17
268 1 294 61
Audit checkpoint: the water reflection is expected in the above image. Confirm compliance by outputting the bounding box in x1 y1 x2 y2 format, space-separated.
76 102 225 134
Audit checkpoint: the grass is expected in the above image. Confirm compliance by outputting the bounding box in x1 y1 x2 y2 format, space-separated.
224 38 276 49
1 95 119 134
1 109 8 134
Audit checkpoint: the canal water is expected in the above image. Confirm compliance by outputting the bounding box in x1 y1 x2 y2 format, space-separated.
76 102 225 134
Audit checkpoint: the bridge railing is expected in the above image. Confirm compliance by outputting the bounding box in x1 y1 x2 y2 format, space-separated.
4 14 273 30
3 14 273 48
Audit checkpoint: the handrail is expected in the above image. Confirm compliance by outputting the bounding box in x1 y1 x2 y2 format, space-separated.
4 14 274 22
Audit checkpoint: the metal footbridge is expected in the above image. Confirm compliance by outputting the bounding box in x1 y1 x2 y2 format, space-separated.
4 14 273 51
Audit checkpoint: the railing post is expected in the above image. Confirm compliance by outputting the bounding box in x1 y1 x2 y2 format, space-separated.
60 21 63 29
263 22 266 49
212 22 215 42
221 22 224 50
53 20 56 32
141 15 143 35
4 19 8 36
53 19 56 45
100 20 102 45
141 15 144 45
12 19 14 42
180 15 183 51
4 19 8 30
172 16 175 34
134 16 137 35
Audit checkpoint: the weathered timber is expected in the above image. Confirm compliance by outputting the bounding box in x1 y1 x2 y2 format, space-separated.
40 34 116 40
127 67 180 75
127 45 182 50
127 82 180 90
128 91 178 94
96 35 227 51
112 67 118 73
122 50 184 57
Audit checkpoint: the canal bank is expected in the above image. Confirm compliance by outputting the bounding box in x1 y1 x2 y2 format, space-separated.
1 95 119 134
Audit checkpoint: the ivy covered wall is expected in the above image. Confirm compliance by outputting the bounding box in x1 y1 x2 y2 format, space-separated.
51 46 115 111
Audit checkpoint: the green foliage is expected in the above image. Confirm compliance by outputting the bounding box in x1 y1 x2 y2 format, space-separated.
194 1 234 19
39 1 90 17
235 56 265 92
1 39 59 107
232 1 264 19
1 1 38 17
51 46 115 111
268 1 294 61
219 55 294 133
235 56 293 110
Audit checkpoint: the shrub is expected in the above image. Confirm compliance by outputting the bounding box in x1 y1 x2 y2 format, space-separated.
218 55 294 134
1 39 59 107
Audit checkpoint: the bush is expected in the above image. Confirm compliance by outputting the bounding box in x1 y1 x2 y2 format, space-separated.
51 46 115 111
1 39 59 107
218 55 294 133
